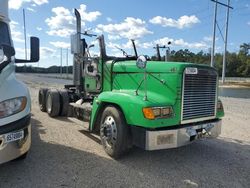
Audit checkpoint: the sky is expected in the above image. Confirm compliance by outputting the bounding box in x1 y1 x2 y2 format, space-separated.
7 0 250 67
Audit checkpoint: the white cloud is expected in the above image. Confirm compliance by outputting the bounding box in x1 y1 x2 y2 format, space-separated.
40 47 56 58
203 36 218 42
106 17 112 22
155 37 208 49
45 4 101 38
45 7 75 37
14 47 29 59
247 22 250 26
9 0 48 10
27 7 36 12
97 17 153 39
10 21 24 43
50 41 70 49
33 0 48 5
108 35 121 40
9 0 29 10
149 15 200 29
36 27 42 31
78 4 101 22
138 42 154 49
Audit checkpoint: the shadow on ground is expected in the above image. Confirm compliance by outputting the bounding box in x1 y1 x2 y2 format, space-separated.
0 117 249 188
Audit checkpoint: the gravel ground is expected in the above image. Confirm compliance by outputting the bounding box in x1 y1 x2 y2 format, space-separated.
0 74 250 188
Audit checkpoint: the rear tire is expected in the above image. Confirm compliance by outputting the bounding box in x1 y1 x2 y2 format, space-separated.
38 88 48 112
100 106 131 159
59 89 69 116
46 89 61 117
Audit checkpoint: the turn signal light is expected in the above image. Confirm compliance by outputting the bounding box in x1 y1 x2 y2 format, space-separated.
143 106 173 120
143 108 155 120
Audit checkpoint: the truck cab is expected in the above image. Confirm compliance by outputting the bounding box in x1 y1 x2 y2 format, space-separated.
0 0 39 164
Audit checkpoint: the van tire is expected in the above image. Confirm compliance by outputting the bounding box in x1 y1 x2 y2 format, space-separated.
46 89 61 117
100 106 130 159
38 88 48 112
14 152 28 161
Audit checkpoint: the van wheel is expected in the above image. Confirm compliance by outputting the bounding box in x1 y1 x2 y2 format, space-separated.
59 89 69 116
46 89 61 117
38 88 48 112
100 106 131 159
14 152 28 161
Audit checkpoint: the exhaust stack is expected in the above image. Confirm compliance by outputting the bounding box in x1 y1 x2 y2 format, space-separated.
73 9 82 88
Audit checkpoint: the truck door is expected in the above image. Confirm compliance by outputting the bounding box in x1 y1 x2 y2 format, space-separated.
83 57 102 93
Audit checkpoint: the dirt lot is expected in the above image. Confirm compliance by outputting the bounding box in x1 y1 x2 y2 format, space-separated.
0 74 250 188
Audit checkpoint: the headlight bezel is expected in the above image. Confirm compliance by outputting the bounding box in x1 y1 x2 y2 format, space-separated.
143 106 174 120
0 97 27 119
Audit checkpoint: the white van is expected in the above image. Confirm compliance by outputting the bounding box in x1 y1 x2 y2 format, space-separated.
0 0 39 164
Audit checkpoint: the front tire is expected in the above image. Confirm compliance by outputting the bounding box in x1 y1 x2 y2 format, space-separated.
14 152 28 161
100 106 131 159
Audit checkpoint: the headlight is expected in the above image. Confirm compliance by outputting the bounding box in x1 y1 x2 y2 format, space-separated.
0 97 27 119
143 106 173 120
217 100 224 111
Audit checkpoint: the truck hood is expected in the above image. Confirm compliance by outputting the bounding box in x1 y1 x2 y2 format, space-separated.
113 60 214 74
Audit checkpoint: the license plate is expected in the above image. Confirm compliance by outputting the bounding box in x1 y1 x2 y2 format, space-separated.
3 130 24 144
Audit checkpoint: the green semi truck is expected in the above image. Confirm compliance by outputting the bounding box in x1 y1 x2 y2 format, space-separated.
39 9 224 158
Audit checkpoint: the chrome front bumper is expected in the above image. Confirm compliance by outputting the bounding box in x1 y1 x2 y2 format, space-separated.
0 115 31 164
131 119 222 151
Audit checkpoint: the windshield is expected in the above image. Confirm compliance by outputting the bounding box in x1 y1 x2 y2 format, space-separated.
0 21 11 46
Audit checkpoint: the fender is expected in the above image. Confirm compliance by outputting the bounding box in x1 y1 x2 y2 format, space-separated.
89 90 177 131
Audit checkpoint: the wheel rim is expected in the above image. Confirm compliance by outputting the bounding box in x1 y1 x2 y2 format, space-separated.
100 116 117 149
46 94 52 113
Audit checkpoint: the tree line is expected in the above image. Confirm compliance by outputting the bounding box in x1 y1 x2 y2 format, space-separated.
164 43 250 77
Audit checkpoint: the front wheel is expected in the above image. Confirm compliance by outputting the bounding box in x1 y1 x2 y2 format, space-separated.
100 106 131 159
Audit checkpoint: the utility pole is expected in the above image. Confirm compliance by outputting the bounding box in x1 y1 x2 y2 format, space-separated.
210 0 233 83
211 0 218 67
154 42 171 62
222 0 231 84
60 48 62 78
66 48 69 79
23 9 27 60
23 9 27 73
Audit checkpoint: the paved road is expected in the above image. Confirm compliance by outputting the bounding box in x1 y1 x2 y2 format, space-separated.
0 74 249 188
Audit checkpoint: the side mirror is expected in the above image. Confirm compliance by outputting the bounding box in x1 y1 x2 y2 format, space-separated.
15 37 40 63
30 37 40 62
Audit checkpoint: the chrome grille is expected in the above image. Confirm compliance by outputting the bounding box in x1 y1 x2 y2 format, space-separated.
182 68 217 122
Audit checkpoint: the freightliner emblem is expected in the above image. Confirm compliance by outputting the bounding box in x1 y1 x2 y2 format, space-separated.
185 67 198 75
